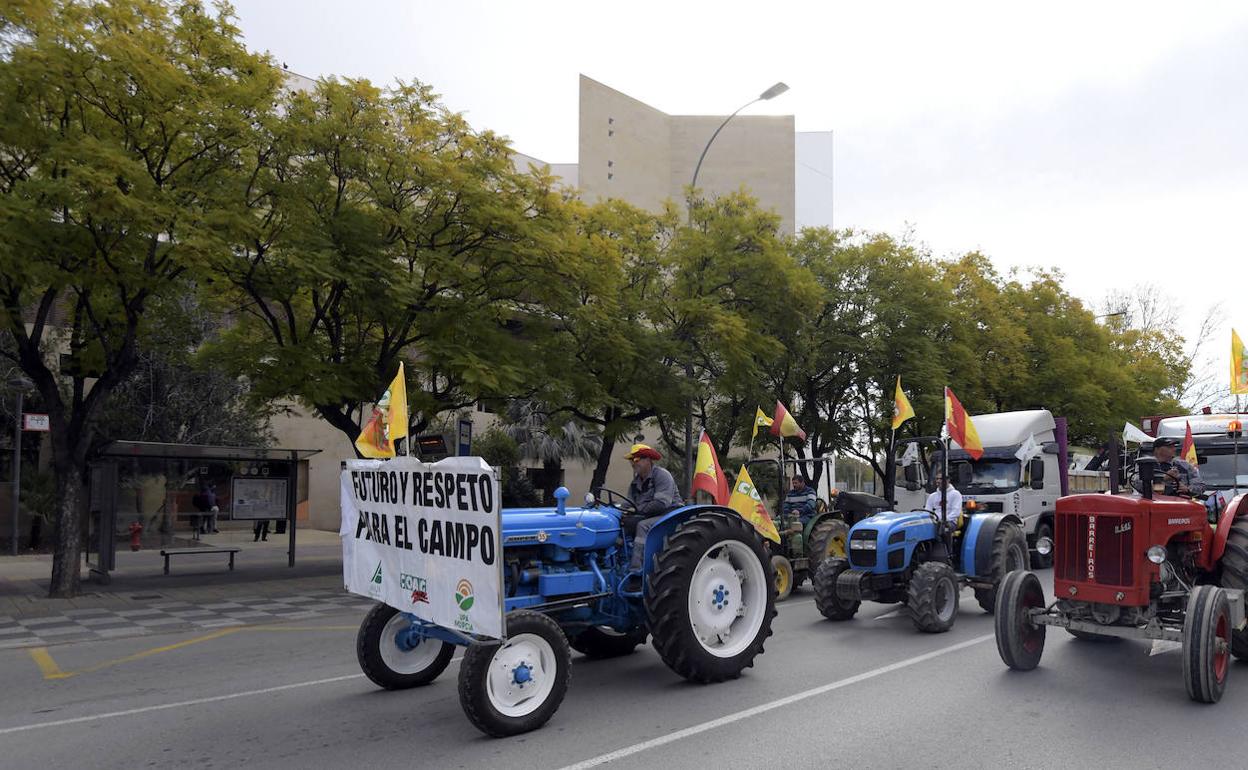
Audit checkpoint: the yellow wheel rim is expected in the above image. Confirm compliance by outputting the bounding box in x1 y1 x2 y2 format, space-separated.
774 562 791 594
826 535 846 559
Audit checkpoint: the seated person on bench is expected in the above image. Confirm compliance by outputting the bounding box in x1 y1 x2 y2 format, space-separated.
924 472 964 530
625 444 682 573
783 475 819 530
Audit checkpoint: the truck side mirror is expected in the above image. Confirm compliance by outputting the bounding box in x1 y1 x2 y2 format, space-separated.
1029 457 1045 489
903 464 918 484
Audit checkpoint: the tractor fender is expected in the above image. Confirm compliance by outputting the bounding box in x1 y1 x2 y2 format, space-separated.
641 504 740 578
962 513 1023 579
1210 493 1248 566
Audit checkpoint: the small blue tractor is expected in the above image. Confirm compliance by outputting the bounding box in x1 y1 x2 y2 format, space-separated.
812 498 1028 632
354 487 777 737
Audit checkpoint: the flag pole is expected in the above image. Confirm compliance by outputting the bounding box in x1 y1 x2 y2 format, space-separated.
1235 394 1241 496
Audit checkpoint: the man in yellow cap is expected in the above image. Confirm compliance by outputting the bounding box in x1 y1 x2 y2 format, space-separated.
624 443 681 572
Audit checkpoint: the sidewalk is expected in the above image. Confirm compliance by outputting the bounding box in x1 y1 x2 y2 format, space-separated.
0 528 371 649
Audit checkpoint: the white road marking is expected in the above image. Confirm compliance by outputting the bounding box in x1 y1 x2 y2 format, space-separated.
558 633 995 770
1149 640 1182 656
2 654 467 735
874 609 903 620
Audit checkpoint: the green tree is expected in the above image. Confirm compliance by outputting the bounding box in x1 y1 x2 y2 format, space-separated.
0 0 281 595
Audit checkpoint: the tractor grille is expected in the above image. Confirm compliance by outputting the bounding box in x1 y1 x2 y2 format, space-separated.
849 531 877 568
1056 512 1134 586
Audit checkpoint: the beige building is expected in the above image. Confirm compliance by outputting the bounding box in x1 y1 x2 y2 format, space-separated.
279 74 829 531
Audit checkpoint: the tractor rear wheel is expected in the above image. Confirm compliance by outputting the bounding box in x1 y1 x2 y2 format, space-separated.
1183 585 1231 703
569 626 647 659
459 610 571 737
807 517 849 566
772 554 794 601
813 558 860 620
995 570 1046 670
645 510 776 683
1217 516 1248 660
974 521 1029 613
356 603 456 690
907 561 959 633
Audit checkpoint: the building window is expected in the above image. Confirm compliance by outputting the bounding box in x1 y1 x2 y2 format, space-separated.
608 129 614 137
607 160 613 168
608 117 614 124
607 173 614 181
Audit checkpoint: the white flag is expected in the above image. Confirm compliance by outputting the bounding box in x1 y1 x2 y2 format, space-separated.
1014 434 1040 463
900 442 919 467
1122 422 1152 445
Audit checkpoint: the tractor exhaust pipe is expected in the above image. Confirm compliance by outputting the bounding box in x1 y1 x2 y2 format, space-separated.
1137 457 1156 500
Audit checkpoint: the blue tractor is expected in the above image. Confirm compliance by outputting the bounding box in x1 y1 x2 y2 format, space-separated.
811 501 1028 633
354 487 777 737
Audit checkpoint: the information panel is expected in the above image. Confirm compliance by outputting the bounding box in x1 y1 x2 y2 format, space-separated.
230 478 287 520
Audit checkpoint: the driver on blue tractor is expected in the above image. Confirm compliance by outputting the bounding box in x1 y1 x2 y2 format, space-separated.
625 443 682 572
924 471 963 530
783 475 818 530
1134 436 1205 497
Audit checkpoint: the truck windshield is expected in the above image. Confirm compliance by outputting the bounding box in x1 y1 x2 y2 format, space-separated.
1190 452 1248 490
950 459 1021 493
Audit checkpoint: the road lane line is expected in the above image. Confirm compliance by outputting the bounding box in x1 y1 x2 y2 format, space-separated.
75 628 243 675
558 633 995 770
28 648 71 680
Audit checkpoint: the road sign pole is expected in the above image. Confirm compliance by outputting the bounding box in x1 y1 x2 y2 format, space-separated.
11 392 22 556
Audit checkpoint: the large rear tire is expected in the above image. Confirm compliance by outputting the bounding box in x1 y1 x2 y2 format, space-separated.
459 610 571 737
812 558 860 620
995 570 1046 670
1217 516 1248 660
907 561 959 633
975 521 1029 613
1183 585 1231 704
808 517 849 566
356 603 455 690
645 510 776 683
772 554 794 601
569 626 647 659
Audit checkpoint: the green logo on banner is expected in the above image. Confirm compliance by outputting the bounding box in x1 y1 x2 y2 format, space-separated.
371 561 383 585
455 578 474 611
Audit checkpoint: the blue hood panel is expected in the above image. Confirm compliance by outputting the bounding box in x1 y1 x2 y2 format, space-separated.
501 506 622 550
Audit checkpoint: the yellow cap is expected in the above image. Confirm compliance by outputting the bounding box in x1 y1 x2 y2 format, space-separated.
624 443 662 460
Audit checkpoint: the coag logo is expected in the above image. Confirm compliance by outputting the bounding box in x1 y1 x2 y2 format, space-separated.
455 578 474 611
370 562 383 584
400 572 429 604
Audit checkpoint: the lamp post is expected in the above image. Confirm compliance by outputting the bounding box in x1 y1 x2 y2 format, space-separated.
683 82 790 495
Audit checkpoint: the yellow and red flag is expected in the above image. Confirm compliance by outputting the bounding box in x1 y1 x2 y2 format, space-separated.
770 400 806 442
944 387 983 460
355 363 409 458
728 465 780 543
1182 421 1198 465
1233 329 1248 395
751 407 773 440
892 376 915 430
692 430 730 505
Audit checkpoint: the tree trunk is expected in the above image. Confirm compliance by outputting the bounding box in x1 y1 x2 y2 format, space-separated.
590 411 618 492
48 463 86 598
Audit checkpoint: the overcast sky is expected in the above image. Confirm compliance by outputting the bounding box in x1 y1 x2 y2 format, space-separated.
230 1 1248 400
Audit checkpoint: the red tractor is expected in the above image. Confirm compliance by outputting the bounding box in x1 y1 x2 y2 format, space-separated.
995 457 1248 702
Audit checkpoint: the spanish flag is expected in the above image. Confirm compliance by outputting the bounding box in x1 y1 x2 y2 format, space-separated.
892 376 915 430
944 387 983 460
1182 421 1198 465
770 400 807 442
692 430 730 505
751 407 773 440
355 363 409 458
728 465 780 543
1233 329 1248 395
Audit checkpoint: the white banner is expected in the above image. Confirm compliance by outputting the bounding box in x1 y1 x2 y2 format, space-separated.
341 456 504 639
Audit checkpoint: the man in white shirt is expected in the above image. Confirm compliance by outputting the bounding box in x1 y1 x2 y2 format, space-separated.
923 472 964 529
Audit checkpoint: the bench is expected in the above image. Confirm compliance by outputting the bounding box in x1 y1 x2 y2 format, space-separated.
159 547 241 575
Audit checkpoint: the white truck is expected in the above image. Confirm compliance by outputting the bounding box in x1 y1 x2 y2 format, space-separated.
892 409 1067 568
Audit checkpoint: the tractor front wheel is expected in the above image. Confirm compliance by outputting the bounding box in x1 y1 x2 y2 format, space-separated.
813 558 860 621
1217 516 1248 660
907 561 959 633
995 570 1046 670
570 626 647 659
459 610 571 737
1183 585 1231 704
772 554 794 601
356 603 455 690
645 510 776 683
975 521 1029 613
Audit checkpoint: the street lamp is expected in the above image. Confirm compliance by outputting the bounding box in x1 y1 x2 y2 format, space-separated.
684 81 790 495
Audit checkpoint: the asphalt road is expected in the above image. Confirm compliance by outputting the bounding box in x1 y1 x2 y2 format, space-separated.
3 570 1245 769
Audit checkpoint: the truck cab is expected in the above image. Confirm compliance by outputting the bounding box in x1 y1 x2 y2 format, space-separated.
893 409 1065 560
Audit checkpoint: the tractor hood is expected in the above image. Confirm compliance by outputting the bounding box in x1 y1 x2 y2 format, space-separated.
846 510 938 573
849 510 938 543
500 506 622 550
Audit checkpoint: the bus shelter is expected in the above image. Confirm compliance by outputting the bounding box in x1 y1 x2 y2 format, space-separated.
87 441 320 583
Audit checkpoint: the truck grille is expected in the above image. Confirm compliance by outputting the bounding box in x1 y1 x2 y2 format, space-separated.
1056 513 1134 586
849 531 877 568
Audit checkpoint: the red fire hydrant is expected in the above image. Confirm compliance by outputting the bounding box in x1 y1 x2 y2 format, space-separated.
129 520 144 551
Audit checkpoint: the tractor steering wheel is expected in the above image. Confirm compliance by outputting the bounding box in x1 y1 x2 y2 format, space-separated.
595 488 639 512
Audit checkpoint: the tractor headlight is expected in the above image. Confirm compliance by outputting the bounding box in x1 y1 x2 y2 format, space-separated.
1036 537 1053 556
1147 545 1167 564
849 540 877 550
